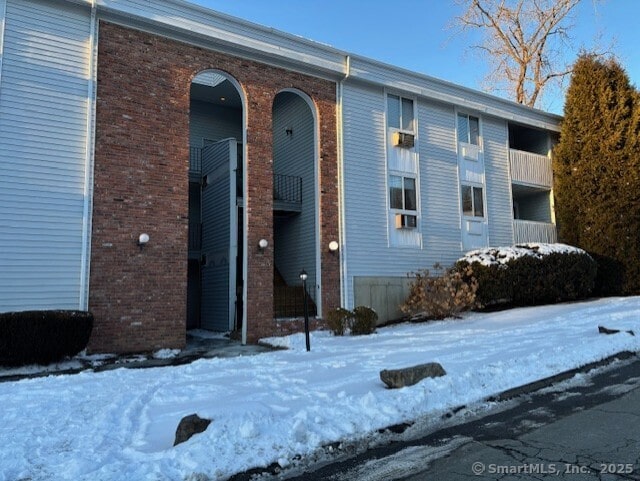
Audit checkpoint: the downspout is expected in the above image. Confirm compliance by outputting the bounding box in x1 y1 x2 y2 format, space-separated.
337 55 350 308
79 0 98 309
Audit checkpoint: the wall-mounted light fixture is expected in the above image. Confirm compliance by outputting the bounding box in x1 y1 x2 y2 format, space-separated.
258 238 268 250
285 127 293 136
328 240 339 253
137 233 150 249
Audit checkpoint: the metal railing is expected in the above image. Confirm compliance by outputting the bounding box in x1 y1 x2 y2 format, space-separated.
191 147 302 205
509 149 552 187
273 173 302 204
513 220 557 244
274 284 317 318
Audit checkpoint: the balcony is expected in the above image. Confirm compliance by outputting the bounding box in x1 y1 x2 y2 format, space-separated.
513 220 557 244
509 149 552 188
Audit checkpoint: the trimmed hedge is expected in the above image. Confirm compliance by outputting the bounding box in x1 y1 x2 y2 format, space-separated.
455 245 597 308
325 306 377 336
0 310 93 366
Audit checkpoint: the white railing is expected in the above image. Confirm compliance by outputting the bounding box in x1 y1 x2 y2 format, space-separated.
513 220 557 244
509 149 552 187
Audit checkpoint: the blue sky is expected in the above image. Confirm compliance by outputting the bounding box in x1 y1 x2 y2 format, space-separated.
191 1 638 115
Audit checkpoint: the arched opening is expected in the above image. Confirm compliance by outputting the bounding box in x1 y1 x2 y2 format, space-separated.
188 70 245 333
272 90 321 318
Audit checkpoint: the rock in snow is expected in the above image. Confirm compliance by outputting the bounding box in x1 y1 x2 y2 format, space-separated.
174 414 212 446
380 362 446 389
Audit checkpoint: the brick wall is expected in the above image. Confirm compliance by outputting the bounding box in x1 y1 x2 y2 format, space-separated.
89 22 339 352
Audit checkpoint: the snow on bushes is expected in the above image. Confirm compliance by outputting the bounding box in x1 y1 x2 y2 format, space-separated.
455 243 597 308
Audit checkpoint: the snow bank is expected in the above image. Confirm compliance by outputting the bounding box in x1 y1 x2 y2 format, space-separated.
459 242 587 267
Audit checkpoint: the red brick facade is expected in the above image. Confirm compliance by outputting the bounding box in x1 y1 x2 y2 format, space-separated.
89 22 339 352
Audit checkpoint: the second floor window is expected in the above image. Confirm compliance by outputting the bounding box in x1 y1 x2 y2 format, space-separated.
461 184 484 217
387 94 415 132
390 175 417 211
457 113 480 145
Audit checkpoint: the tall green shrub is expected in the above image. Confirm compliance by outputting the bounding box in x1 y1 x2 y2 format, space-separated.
553 54 640 295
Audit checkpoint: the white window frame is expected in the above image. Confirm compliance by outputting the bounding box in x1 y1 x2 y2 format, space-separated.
461 183 485 219
457 112 481 147
389 174 418 213
387 93 416 134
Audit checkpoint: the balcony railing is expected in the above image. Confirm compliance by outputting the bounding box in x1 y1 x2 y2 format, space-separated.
273 173 302 204
513 220 557 244
509 149 552 188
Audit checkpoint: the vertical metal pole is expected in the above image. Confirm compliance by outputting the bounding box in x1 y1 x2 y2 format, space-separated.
302 277 310 351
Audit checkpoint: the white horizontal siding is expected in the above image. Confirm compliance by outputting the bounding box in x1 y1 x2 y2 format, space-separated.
342 84 468 309
0 0 91 311
419 100 464 264
483 116 514 246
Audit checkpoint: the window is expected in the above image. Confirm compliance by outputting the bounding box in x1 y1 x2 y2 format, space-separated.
461 184 484 217
387 94 415 131
390 175 417 211
457 113 480 145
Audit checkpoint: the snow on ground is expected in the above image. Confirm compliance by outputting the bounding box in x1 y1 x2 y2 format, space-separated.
1 297 639 481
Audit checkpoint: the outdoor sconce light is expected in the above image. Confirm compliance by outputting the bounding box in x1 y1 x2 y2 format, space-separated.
137 233 150 249
258 238 268 250
285 127 293 136
299 269 310 352
328 240 339 253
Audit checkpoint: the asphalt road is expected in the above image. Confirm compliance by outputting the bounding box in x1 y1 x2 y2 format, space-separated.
275 354 640 481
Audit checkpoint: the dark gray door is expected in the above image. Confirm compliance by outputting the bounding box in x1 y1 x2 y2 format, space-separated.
201 139 237 331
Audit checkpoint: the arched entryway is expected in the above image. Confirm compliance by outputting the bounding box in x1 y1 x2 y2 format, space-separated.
272 89 321 318
187 70 246 334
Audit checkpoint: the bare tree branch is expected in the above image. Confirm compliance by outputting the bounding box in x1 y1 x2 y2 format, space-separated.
452 0 586 107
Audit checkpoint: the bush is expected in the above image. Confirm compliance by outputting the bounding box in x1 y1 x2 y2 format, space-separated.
455 244 597 308
326 307 353 336
400 264 478 321
325 306 377 336
351 306 378 335
0 310 94 366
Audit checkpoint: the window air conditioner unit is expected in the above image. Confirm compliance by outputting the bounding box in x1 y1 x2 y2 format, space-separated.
393 132 415 149
395 213 417 229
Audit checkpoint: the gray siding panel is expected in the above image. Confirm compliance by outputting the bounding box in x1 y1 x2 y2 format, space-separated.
483 116 514 246
0 0 90 311
273 92 317 292
189 100 242 147
343 85 466 311
420 101 464 262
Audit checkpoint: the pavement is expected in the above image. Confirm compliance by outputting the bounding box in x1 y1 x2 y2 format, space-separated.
272 351 640 481
0 329 277 383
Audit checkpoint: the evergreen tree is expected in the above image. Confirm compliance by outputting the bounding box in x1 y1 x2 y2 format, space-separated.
554 54 640 295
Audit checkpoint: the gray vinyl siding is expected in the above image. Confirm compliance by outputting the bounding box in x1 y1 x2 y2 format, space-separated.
189 100 242 147
342 83 388 308
273 92 316 292
518 191 552 223
0 0 91 311
343 84 468 310
483 116 514 246
419 100 464 262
